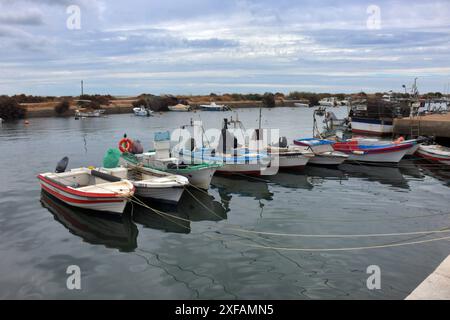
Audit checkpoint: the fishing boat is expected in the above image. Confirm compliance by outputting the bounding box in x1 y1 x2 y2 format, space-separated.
174 118 271 176
99 166 188 204
37 167 134 214
349 80 419 136
120 131 220 190
350 117 394 136
332 139 413 163
248 130 314 169
348 137 422 156
293 138 348 165
74 108 105 118
294 102 309 108
265 145 314 168
133 106 153 117
319 97 338 107
416 144 450 165
199 102 230 111
229 112 313 170
168 104 191 112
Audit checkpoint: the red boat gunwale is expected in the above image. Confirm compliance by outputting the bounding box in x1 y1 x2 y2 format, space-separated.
333 142 412 154
37 174 121 198
41 184 124 204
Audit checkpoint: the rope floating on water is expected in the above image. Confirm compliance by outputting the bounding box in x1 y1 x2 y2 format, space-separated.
230 235 450 252
227 227 450 238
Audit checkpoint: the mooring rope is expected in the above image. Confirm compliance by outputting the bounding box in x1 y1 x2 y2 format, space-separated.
229 234 450 252
183 187 226 221
226 226 450 238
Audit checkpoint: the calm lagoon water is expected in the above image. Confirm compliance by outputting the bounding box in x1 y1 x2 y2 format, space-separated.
1 107 449 299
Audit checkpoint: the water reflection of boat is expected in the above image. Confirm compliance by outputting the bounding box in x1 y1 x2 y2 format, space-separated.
265 171 313 190
339 163 409 189
40 191 138 252
414 161 450 187
398 159 424 179
304 165 347 180
131 202 191 234
178 188 227 222
131 188 227 233
211 175 273 201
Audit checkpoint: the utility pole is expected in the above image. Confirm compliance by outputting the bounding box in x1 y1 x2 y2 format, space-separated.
81 80 84 97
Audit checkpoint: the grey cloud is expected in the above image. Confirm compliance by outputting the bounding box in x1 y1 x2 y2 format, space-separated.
0 11 44 25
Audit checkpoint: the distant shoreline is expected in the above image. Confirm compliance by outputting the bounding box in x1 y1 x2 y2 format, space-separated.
22 99 309 119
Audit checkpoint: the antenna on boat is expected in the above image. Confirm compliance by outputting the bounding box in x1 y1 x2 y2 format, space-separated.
258 106 262 132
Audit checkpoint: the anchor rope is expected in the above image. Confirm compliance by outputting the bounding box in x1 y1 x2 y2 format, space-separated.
225 234 450 252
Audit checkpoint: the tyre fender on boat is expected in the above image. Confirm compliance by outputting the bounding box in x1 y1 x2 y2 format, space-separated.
119 138 133 153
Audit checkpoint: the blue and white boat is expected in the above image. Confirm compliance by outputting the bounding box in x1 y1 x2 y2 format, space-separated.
294 138 348 165
176 119 271 175
179 147 270 175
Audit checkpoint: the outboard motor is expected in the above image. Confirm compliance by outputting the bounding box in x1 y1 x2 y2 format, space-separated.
55 156 69 173
278 136 288 148
416 136 433 144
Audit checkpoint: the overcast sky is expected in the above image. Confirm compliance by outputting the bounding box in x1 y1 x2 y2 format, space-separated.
1 0 450 96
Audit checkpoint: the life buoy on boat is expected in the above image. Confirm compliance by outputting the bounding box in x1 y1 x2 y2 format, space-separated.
119 138 133 153
394 136 405 144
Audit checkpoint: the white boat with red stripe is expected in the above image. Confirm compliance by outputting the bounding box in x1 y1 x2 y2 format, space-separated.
416 144 450 165
37 168 135 214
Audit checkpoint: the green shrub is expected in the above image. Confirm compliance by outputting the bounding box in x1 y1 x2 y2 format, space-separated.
54 100 70 115
0 97 26 121
262 92 275 108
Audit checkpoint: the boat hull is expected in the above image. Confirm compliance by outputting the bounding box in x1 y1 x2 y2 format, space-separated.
275 154 309 168
216 163 267 176
333 141 411 163
167 167 216 190
351 117 393 136
308 154 347 165
38 177 128 214
120 155 216 190
200 107 226 111
346 150 408 163
135 185 185 204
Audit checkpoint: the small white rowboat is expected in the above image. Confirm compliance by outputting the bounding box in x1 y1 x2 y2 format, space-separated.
416 145 450 165
101 166 188 204
37 168 134 214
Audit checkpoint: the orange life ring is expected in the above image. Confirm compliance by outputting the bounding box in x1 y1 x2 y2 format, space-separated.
394 136 405 144
119 138 133 153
